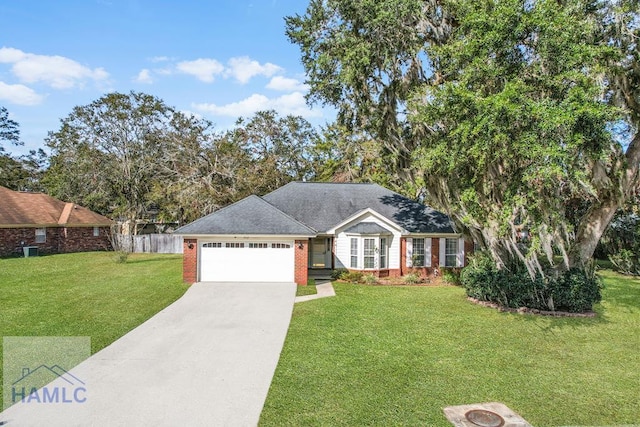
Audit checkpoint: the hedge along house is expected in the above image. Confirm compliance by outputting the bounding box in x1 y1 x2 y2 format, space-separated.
176 182 472 285
0 186 113 257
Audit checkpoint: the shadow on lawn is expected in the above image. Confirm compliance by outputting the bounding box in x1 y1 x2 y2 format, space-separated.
119 255 182 264
499 307 610 335
598 271 640 313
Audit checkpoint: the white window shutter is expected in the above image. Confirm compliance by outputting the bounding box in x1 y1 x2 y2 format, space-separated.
439 238 446 267
406 238 413 267
458 238 465 267
425 238 432 267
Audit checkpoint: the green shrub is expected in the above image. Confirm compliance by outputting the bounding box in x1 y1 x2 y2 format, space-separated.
440 268 462 285
362 273 378 285
331 268 349 280
404 272 420 284
460 251 602 312
341 271 363 283
609 249 640 276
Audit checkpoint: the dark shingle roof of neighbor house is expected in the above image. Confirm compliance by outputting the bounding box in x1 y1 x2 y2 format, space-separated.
0 186 113 227
175 195 316 236
343 222 393 235
263 182 454 234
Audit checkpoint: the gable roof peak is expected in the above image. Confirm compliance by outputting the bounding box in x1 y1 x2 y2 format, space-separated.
175 194 316 236
263 181 454 234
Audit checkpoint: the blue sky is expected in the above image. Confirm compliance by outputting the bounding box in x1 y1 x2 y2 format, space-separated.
0 0 330 156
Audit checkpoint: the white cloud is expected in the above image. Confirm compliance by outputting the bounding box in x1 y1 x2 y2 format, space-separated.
266 76 308 92
193 91 321 119
134 69 153 84
176 58 224 83
0 47 27 62
0 47 109 89
272 92 320 117
225 56 282 84
150 56 172 63
0 81 44 105
179 109 204 120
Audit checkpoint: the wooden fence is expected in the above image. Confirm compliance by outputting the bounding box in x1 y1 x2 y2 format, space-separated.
112 234 183 254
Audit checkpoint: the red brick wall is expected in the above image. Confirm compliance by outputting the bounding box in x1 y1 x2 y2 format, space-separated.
59 227 111 253
464 239 474 266
183 238 198 283
0 226 111 257
294 239 308 285
400 237 440 278
400 238 407 275
431 238 440 269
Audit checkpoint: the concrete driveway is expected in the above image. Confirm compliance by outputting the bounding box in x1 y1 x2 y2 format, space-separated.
0 281 296 427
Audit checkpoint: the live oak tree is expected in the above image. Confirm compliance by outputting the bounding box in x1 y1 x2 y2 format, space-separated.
43 94 322 231
0 106 21 152
43 92 219 234
228 110 319 194
0 106 42 191
287 0 640 277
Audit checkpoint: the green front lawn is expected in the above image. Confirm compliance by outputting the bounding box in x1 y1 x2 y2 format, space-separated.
261 271 640 426
0 252 188 409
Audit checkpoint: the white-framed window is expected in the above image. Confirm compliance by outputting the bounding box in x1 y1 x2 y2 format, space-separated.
93 226 100 237
413 238 425 266
380 237 388 269
249 242 269 248
363 238 376 269
272 243 291 249
445 238 459 267
35 228 46 243
350 238 358 268
349 236 389 270
203 242 222 248
225 242 244 248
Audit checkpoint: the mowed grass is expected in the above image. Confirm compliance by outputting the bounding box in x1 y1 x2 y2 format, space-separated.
261 271 640 426
0 252 188 409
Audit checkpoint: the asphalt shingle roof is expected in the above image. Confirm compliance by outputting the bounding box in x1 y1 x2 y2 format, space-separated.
263 182 454 234
0 186 113 227
343 222 393 234
175 195 316 236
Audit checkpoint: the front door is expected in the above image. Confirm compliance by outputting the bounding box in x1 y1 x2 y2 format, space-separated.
310 238 331 268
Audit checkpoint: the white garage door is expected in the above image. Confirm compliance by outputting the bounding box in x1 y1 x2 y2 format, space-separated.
200 241 295 282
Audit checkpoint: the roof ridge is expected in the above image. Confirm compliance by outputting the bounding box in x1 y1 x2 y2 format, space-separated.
175 195 264 231
58 202 74 225
289 181 377 185
174 194 317 236
256 196 318 234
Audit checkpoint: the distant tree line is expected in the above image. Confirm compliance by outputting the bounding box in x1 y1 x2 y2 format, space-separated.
1 92 387 234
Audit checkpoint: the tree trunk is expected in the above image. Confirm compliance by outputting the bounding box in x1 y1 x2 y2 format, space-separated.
570 130 640 269
569 198 620 269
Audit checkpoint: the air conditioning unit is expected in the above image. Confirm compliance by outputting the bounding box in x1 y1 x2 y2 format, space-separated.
23 246 39 257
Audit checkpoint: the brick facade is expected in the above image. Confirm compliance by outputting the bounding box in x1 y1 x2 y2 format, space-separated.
294 239 308 285
182 238 198 283
178 236 473 285
464 239 474 266
400 237 440 277
399 237 474 277
0 226 111 257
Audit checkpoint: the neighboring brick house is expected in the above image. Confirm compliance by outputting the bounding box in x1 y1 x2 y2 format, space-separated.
0 186 113 257
176 182 472 285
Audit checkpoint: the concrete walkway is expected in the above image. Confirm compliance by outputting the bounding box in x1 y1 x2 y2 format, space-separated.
0 281 296 427
294 282 336 303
